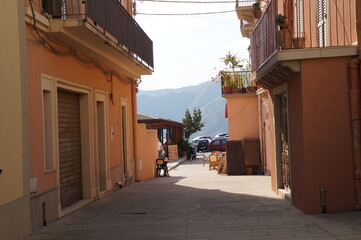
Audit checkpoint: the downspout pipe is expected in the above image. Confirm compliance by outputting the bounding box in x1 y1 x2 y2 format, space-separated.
348 56 361 210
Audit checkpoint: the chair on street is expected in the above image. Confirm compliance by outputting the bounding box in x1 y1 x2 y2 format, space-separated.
209 152 220 170
156 158 169 177
202 152 209 167
217 152 227 174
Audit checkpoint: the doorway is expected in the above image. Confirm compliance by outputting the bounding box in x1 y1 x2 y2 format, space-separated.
121 105 128 177
275 93 291 192
96 101 107 192
57 90 83 209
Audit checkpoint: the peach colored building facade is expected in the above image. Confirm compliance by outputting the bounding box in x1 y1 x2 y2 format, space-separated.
236 0 360 213
0 1 31 239
223 92 263 173
225 93 259 141
136 123 158 181
1 0 153 238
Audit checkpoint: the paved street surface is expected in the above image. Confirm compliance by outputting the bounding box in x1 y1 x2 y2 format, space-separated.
28 157 361 240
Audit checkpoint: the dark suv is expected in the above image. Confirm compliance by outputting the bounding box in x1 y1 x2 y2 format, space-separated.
195 139 210 152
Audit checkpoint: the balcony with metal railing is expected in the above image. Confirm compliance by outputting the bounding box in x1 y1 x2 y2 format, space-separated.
220 71 257 96
249 0 357 88
235 0 258 37
41 0 153 78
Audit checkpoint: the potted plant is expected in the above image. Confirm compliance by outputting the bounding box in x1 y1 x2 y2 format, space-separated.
221 52 243 94
247 84 257 92
253 2 262 19
276 14 292 49
292 36 305 49
276 14 288 30
221 71 233 94
179 139 190 159
232 72 243 93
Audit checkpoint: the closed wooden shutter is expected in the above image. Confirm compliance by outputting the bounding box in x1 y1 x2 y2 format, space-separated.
226 140 244 175
295 0 303 38
58 90 82 209
243 139 261 173
317 0 327 47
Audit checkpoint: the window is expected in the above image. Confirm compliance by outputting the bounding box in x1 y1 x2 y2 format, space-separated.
317 0 327 47
41 75 56 172
295 0 303 38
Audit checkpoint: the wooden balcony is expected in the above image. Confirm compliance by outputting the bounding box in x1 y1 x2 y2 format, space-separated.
249 0 358 88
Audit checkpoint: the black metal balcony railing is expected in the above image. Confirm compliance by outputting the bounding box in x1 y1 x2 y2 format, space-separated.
220 71 254 95
46 0 154 69
249 0 357 73
235 0 257 7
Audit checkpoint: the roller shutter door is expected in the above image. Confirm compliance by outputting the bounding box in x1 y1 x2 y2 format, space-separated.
58 90 82 209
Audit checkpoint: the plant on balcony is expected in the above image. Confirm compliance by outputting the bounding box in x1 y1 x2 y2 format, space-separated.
220 52 245 93
253 1 262 19
276 14 288 30
292 36 305 49
212 53 250 94
276 14 292 49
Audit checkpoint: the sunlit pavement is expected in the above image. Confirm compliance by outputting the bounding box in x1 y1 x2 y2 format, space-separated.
28 155 361 240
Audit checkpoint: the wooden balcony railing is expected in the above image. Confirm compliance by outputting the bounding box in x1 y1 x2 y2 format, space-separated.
44 0 154 69
249 0 357 73
249 0 277 72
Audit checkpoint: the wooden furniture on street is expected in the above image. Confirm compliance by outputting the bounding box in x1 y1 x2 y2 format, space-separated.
209 153 220 170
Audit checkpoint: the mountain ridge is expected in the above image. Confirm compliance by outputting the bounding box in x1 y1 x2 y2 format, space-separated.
137 81 228 139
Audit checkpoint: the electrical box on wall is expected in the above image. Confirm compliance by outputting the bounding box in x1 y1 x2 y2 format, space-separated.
30 177 38 194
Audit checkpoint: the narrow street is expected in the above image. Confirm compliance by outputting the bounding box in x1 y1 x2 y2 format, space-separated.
28 157 361 240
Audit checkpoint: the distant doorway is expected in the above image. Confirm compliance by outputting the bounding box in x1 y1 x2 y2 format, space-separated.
280 94 290 191
275 93 291 192
121 105 128 177
96 101 107 192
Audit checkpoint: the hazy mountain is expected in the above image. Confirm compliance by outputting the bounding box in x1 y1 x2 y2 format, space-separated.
137 81 228 139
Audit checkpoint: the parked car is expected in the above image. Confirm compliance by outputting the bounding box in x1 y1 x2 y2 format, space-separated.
190 139 198 146
192 136 212 141
195 139 210 152
214 133 228 139
208 138 227 152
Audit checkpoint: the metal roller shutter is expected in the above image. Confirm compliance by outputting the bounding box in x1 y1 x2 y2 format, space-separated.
57 90 83 209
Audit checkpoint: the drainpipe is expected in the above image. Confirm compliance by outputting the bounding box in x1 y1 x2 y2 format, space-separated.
349 57 361 210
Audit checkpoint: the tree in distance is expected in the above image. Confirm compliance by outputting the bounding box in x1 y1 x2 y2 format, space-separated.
182 107 204 139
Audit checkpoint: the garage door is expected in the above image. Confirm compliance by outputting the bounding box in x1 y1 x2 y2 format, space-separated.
58 90 83 209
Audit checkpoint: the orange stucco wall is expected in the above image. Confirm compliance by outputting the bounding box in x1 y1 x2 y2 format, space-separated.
259 92 277 192
289 56 355 213
226 94 259 141
136 123 158 181
26 24 134 192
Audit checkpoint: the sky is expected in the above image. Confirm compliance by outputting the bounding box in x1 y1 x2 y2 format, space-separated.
134 0 250 90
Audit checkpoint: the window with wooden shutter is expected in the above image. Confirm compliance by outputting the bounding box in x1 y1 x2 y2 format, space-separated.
317 0 327 47
295 0 303 38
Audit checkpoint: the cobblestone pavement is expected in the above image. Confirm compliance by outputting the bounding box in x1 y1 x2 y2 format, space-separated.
28 157 361 240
